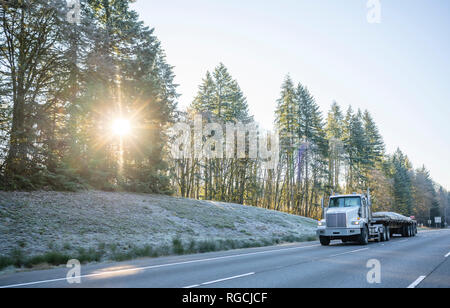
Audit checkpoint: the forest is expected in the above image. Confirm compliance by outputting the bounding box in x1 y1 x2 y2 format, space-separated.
1 0 448 225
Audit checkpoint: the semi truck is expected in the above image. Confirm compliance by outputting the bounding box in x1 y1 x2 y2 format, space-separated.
317 191 417 246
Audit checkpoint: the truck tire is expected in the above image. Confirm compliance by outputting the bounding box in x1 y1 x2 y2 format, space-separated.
320 236 331 246
358 226 369 245
375 229 381 242
402 225 409 237
380 227 386 242
385 226 391 241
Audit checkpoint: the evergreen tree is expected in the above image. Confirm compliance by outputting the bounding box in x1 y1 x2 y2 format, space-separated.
362 110 385 167
342 107 369 191
179 63 253 202
296 83 327 216
0 0 177 192
274 76 298 211
325 102 344 192
391 149 414 215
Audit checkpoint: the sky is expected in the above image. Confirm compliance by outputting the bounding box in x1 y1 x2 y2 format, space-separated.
131 0 450 190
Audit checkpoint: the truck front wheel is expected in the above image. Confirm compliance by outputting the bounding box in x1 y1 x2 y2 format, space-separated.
320 236 331 246
358 226 369 245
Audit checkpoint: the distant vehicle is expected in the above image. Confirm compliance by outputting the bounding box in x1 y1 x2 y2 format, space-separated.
317 190 417 246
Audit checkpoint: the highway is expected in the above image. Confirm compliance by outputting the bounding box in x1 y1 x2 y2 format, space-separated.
0 229 449 288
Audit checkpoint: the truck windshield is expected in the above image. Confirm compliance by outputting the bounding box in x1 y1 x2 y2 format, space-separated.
329 197 361 208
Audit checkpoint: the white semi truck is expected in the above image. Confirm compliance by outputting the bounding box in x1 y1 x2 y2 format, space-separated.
317 191 417 246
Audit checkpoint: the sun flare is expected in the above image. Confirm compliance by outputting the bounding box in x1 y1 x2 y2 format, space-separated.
111 118 131 137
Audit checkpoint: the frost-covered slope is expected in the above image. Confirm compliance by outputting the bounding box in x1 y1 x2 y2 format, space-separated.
0 191 317 264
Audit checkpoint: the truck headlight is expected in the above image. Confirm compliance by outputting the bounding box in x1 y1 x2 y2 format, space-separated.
351 220 361 225
318 220 326 227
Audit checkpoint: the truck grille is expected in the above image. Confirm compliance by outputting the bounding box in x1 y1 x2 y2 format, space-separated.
327 213 347 228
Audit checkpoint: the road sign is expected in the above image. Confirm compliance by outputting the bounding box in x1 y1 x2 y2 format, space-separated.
435 217 442 224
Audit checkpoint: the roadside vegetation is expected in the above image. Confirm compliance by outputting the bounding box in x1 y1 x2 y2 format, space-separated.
0 191 317 272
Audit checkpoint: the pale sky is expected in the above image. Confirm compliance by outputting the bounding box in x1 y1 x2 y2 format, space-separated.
131 0 450 190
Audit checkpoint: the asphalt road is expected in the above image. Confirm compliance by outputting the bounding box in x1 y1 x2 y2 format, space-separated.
0 229 449 288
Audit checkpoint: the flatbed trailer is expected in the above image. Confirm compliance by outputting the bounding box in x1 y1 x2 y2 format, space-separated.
372 212 417 238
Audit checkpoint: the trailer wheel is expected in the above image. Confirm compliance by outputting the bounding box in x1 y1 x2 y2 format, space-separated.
320 236 331 246
402 225 409 237
358 226 369 245
385 226 390 241
380 227 386 242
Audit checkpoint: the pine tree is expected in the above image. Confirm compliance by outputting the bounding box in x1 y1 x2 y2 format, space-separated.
325 102 344 192
182 63 253 202
274 76 298 211
391 149 414 215
362 110 385 166
296 83 327 216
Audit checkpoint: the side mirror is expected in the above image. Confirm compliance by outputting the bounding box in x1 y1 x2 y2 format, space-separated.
321 198 324 209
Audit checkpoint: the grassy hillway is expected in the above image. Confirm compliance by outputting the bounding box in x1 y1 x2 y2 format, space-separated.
0 191 317 272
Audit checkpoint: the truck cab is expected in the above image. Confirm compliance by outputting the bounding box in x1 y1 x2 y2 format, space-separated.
317 193 374 246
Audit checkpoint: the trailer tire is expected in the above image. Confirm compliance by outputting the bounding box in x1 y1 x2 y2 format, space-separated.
320 236 331 246
402 225 409 237
380 227 387 242
358 226 369 245
385 226 390 241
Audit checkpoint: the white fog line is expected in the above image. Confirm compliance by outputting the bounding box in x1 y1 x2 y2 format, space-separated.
0 244 320 288
183 284 200 289
445 252 450 258
407 276 426 288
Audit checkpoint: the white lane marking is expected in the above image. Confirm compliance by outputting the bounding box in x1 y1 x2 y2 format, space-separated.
0 277 76 289
183 272 255 288
407 276 426 288
200 272 255 287
445 252 450 258
328 248 369 258
0 244 320 288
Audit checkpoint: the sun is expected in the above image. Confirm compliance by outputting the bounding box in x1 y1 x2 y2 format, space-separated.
111 118 131 137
